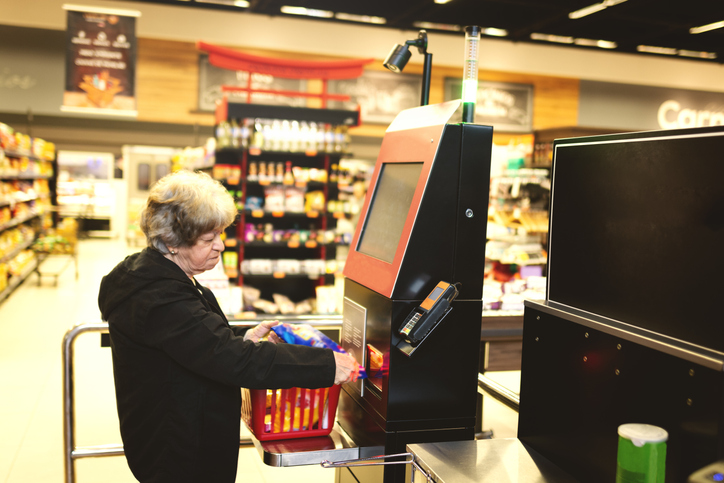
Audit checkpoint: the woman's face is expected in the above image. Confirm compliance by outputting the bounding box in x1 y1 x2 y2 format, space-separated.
172 229 225 278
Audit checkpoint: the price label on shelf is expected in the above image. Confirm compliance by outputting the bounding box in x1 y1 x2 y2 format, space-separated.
251 210 264 218
306 211 319 218
273 272 286 279
287 241 300 248
271 211 284 217
305 241 318 248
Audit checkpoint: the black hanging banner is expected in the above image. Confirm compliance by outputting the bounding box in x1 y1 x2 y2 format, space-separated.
62 4 140 116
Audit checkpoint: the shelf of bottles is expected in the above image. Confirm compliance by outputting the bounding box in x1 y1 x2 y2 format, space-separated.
216 117 351 156
0 122 56 301
212 103 361 315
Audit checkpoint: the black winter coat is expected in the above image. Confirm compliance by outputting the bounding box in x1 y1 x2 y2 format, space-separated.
98 248 336 483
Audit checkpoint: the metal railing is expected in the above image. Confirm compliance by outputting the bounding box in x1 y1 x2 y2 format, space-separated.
62 317 520 483
62 316 343 483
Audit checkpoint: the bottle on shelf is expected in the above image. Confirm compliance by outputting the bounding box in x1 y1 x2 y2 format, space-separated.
283 161 294 186
258 162 268 183
215 120 231 148
230 119 241 148
324 124 334 153
248 161 258 182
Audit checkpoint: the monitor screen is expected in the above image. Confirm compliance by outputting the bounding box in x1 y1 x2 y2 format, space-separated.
356 162 424 263
547 129 724 353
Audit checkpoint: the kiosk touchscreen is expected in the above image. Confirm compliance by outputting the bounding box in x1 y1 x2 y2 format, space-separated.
338 100 493 483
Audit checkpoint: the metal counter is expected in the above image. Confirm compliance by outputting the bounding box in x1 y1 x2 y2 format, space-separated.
249 422 381 468
406 439 579 483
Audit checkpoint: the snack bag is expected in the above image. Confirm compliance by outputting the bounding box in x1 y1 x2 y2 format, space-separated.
271 323 367 379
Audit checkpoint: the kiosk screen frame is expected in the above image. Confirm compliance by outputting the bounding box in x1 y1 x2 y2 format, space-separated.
356 162 424 263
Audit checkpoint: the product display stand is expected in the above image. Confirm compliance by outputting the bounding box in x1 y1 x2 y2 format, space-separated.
214 100 360 315
0 123 56 303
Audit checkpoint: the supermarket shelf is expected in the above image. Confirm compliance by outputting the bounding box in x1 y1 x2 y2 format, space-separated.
225 103 360 127
0 147 42 161
0 193 49 208
0 255 39 304
0 236 35 264
0 211 42 233
244 241 348 248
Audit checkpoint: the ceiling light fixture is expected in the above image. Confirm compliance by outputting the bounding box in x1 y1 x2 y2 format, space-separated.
335 12 386 24
413 21 462 31
434 0 453 4
280 6 333 18
482 27 508 37
637 45 677 56
569 0 627 20
531 33 574 44
569 3 606 19
690 20 724 34
195 0 249 6
574 38 617 49
678 49 717 59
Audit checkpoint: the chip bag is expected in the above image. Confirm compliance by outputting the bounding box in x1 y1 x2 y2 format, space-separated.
271 323 367 379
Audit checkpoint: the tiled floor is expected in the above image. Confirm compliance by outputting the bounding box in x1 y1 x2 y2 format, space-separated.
0 238 518 482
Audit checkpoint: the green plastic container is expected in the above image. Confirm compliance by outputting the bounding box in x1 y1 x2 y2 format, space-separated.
616 423 668 483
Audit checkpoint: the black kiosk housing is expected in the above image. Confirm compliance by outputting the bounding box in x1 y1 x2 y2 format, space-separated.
339 100 493 482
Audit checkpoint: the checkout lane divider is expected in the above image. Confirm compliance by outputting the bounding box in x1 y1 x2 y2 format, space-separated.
62 317 521 483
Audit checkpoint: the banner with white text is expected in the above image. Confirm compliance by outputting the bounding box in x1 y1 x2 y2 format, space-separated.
62 5 139 116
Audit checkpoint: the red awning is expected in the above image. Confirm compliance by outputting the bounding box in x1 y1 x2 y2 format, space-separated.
197 41 374 80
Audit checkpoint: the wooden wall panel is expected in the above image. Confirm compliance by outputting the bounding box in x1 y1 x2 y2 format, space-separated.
137 38 214 126
134 38 579 135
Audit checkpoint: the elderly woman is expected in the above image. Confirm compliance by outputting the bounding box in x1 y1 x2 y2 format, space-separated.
98 170 357 483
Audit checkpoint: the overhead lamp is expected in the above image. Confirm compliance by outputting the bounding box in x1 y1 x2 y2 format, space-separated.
335 12 386 24
482 27 508 37
690 20 724 34
678 50 717 59
569 3 606 19
637 45 677 56
569 0 627 19
280 6 333 18
574 38 617 49
195 0 249 6
531 33 574 44
414 21 462 32
383 30 432 105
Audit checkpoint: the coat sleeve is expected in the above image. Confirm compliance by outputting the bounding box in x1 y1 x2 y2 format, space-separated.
142 283 336 390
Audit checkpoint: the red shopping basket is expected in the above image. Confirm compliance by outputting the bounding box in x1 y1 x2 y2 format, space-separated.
241 384 341 441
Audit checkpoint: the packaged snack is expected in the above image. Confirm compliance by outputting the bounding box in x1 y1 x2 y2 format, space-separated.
271 323 366 379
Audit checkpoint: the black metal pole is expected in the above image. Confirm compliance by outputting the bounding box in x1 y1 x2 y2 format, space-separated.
420 52 432 106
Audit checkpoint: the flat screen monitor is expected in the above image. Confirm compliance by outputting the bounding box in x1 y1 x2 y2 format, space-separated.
356 162 424 263
547 127 724 354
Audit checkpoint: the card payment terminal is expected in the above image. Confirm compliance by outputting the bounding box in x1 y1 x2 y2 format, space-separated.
398 281 460 350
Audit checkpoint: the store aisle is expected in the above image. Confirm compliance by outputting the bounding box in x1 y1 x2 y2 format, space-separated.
0 237 519 483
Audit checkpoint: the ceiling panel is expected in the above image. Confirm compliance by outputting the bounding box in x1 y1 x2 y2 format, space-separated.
118 0 724 62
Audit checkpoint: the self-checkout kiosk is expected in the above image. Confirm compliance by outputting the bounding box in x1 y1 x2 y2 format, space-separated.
337 99 493 482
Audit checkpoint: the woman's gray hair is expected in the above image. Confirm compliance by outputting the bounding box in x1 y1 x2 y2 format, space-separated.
140 170 237 253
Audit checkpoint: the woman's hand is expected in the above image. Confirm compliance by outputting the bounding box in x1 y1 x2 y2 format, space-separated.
333 351 360 385
243 320 282 343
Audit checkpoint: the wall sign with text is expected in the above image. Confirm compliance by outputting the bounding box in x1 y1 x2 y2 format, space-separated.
62 5 139 117
579 80 724 132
